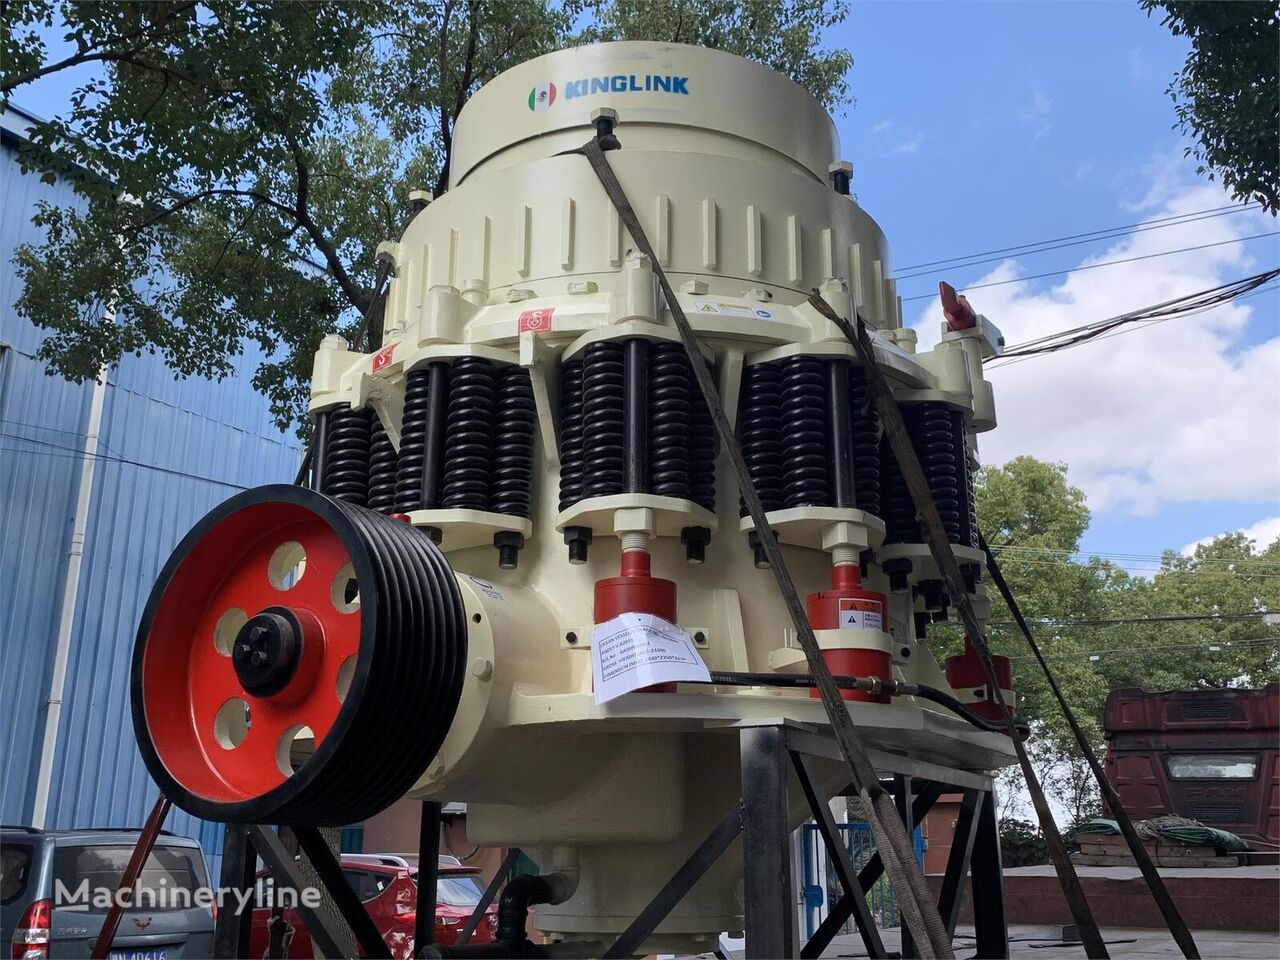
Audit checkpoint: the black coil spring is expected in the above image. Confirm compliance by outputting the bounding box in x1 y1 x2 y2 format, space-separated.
649 342 691 500
322 406 372 507
394 366 432 513
911 402 965 545
964 443 980 550
441 356 496 510
689 381 717 512
558 359 585 510
367 412 398 514
581 341 626 499
880 431 918 544
491 367 536 517
849 364 881 519
779 355 830 508
737 361 784 515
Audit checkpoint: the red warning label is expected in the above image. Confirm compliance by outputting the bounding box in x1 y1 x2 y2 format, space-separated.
838 597 884 632
517 307 554 333
372 341 398 372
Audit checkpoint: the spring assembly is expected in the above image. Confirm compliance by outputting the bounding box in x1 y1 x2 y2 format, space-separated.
491 367 536 518
367 412 398 514
737 361 785 516
395 367 431 513
911 402 966 544
964 446 980 550
689 383 717 512
849 365 881 518
581 340 626 499
880 431 918 544
649 341 691 500
779 355 830 508
441 356 497 510
558 359 585 510
322 405 372 507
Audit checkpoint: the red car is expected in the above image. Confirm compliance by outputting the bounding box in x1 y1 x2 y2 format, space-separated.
249 853 498 959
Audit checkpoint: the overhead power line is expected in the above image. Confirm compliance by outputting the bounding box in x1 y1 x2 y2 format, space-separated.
893 204 1260 279
982 268 1280 363
1007 636 1279 663
899 233 1279 303
895 203 1258 273
988 611 1276 629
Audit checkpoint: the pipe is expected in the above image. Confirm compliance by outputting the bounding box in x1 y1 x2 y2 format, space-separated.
31 362 109 827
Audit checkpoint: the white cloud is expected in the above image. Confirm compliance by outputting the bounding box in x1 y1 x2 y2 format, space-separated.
888 132 924 156
870 120 924 157
871 120 893 135
1182 516 1280 555
1016 83 1053 142
909 175 1280 517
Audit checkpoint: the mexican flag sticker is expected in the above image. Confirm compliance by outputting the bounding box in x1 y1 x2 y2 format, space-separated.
528 82 557 112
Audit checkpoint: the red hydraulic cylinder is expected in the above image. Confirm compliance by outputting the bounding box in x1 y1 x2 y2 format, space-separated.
806 564 892 703
593 549 678 693
945 635 1013 723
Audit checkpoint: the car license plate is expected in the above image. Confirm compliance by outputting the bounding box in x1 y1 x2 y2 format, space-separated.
108 949 167 960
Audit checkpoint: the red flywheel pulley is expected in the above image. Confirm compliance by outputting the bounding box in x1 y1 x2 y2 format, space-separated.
130 484 466 825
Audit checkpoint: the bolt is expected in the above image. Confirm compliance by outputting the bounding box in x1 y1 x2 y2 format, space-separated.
564 526 593 565
249 625 267 644
495 531 524 570
900 646 912 659
234 643 251 662
681 526 710 564
749 531 772 569
592 107 619 146
693 631 707 646
251 650 269 667
565 632 579 646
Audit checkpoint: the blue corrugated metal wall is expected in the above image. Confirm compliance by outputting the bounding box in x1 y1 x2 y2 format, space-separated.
1 107 303 872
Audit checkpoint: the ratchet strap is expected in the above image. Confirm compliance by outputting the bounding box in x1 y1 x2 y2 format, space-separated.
570 133 954 959
980 533 1199 958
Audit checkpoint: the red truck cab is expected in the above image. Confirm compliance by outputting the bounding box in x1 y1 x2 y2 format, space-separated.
1103 682 1279 845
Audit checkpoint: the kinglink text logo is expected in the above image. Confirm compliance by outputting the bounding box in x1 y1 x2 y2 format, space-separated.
527 74 689 111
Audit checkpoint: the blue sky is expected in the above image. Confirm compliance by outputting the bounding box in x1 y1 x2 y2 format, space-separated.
13 2 1279 571
824 1 1279 570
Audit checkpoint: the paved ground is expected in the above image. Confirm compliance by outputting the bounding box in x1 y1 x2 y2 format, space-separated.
820 925 1280 959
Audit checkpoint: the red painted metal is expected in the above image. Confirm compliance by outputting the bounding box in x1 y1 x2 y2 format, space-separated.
593 550 677 622
140 502 359 803
89 796 173 960
939 281 977 331
1103 683 1279 844
945 636 1013 723
805 565 891 702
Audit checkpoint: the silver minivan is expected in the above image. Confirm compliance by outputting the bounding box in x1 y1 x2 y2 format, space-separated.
2 826 214 959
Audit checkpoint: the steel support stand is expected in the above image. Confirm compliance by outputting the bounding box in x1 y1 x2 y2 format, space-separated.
893 774 917 960
457 847 522 946
741 726 795 959
212 823 256 960
937 789 984 938
90 796 173 960
416 801 443 957
970 789 1008 960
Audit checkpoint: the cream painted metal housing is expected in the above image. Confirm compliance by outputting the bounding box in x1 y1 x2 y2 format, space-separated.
309 41 1012 951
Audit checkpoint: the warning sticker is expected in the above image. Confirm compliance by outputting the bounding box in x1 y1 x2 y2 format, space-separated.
691 299 772 319
591 612 710 704
372 341 398 372
838 597 884 632
517 307 554 333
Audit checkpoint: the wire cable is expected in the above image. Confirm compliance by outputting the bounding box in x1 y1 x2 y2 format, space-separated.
899 234 1279 303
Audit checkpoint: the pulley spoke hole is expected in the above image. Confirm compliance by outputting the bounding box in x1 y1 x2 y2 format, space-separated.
213 698 251 750
336 656 356 703
213 608 247 656
268 541 307 591
331 562 360 613
276 724 315 776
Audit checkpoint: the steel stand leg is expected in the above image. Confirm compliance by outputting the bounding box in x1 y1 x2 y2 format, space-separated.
741 726 795 959
970 789 1008 959
892 775 917 960
937 789 984 938
415 801 443 957
212 824 256 960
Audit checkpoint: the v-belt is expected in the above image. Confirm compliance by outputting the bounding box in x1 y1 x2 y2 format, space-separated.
567 131 955 960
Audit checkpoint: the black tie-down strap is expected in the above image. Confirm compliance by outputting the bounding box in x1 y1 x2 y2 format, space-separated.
570 134 955 959
979 533 1199 957
803 291 1111 958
